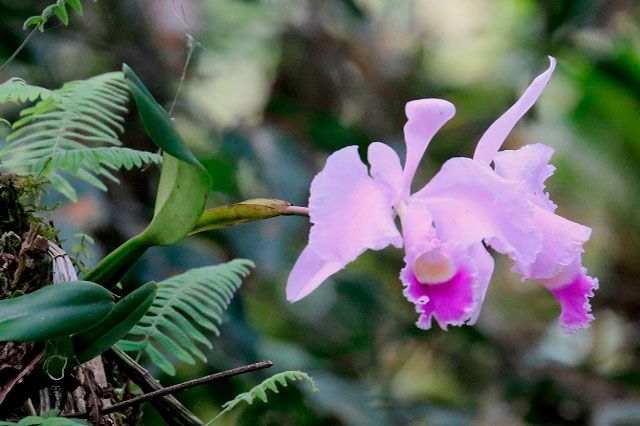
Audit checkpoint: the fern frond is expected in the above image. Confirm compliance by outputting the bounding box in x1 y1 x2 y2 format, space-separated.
23 0 85 31
0 78 55 105
208 371 318 424
0 72 160 200
118 259 254 375
35 147 162 180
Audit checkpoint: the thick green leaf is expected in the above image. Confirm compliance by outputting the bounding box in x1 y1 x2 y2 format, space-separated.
74 282 157 362
143 152 211 245
122 64 203 169
0 282 114 342
83 68 211 289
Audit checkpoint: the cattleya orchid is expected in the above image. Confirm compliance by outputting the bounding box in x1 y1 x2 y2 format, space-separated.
287 57 598 333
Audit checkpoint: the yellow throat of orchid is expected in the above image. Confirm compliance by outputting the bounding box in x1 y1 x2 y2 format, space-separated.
413 250 456 284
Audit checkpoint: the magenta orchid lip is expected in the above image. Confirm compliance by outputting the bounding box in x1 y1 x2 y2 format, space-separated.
287 57 597 334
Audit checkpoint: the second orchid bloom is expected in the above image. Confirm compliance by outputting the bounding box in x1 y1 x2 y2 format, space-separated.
287 57 597 333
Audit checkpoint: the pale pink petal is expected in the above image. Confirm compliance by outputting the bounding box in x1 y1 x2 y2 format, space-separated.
492 144 592 281
491 141 596 330
287 246 343 302
398 197 436 249
400 241 486 330
402 99 456 195
368 142 404 202
542 262 598 333
519 208 591 280
493 143 557 211
308 146 402 264
414 157 541 269
473 57 556 164
467 243 495 325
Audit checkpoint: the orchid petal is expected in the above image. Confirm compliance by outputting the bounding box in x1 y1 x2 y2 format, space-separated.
467 243 495 325
473 57 556 164
403 99 456 195
492 144 592 280
368 142 404 202
308 146 402 264
286 246 343 302
519 208 592 279
493 143 557 211
401 241 490 330
415 157 541 269
398 197 436 249
542 262 598 333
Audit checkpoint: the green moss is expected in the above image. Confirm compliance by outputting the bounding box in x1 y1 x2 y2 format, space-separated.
0 173 56 297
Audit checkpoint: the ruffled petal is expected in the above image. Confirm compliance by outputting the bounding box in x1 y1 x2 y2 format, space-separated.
308 146 402 263
368 142 404 202
473 57 556 164
493 143 557 211
414 157 541 269
402 99 456 195
401 240 489 330
519 208 591 279
287 246 344 302
492 144 592 281
542 262 598 333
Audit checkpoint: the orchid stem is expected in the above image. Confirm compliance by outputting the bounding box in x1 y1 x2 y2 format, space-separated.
190 199 309 235
84 199 308 289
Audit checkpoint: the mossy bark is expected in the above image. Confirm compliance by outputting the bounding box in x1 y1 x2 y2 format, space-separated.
0 174 127 425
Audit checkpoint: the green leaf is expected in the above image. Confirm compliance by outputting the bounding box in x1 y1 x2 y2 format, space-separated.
65 0 82 14
122 64 204 169
22 16 43 30
82 68 211 289
143 152 211 245
0 281 114 342
0 410 88 425
23 0 85 30
118 260 253 375
53 4 69 26
74 282 157 362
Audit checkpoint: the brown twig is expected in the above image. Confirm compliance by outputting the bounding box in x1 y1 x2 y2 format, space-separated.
67 360 274 419
81 366 102 424
10 224 37 289
107 347 203 426
0 351 44 406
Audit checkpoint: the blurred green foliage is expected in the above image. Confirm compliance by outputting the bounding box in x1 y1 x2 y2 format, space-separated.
2 0 640 424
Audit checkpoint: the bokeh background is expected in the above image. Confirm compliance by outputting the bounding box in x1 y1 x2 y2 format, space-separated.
2 0 640 424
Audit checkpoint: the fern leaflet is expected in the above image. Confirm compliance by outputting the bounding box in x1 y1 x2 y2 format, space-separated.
23 0 86 31
117 259 254 375
0 78 55 105
208 371 318 424
0 72 161 200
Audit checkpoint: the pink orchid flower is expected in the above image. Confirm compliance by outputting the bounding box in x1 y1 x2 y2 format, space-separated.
287 57 597 333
